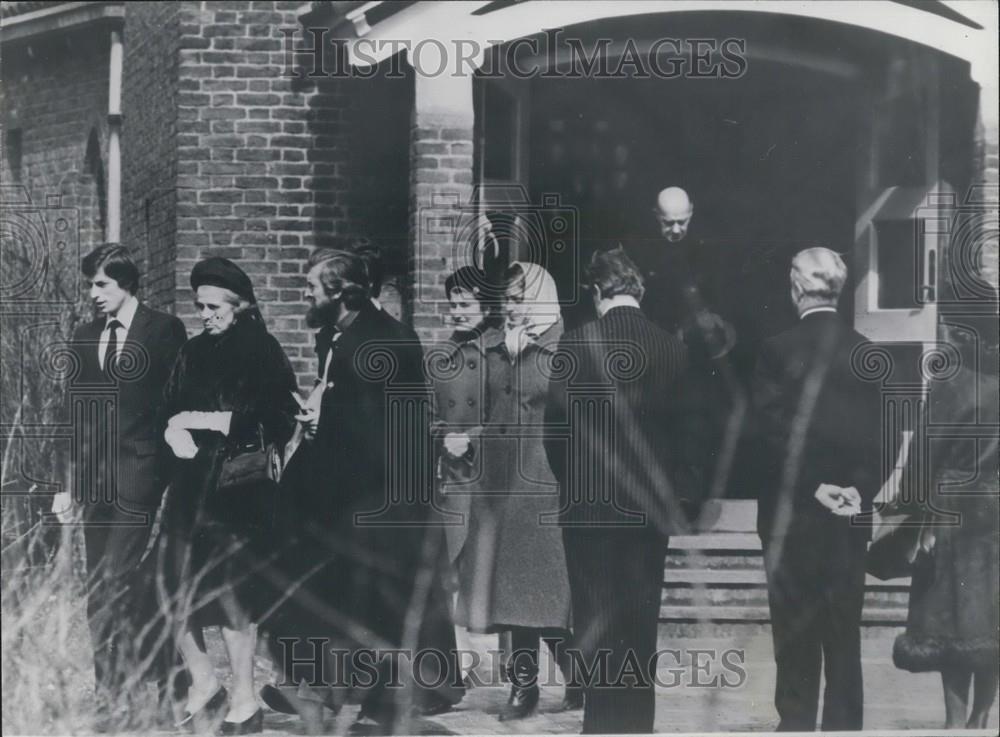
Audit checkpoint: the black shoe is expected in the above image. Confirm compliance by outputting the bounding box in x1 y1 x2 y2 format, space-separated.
218 708 263 735
559 684 585 711
549 640 584 712
497 663 539 722
348 716 393 736
261 684 338 715
177 686 228 731
259 684 295 715
412 693 454 718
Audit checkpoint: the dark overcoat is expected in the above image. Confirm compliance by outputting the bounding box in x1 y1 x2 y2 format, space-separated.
432 326 502 564
894 366 1000 673
543 305 692 534
159 315 298 626
279 302 433 651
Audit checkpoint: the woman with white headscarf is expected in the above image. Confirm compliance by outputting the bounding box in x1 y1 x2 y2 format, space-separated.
441 261 582 720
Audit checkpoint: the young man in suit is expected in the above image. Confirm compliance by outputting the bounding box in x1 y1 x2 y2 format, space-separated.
544 247 693 733
51 245 187 727
751 247 887 731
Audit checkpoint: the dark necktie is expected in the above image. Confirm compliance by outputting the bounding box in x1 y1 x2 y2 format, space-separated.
104 319 123 377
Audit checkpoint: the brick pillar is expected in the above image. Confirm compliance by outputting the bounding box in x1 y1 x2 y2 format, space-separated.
171 0 357 386
409 72 475 347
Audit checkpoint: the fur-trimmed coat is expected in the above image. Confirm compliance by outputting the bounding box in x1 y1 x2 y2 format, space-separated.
894 366 1000 673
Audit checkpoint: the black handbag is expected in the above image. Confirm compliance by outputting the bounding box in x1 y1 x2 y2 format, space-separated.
866 503 923 580
217 424 282 493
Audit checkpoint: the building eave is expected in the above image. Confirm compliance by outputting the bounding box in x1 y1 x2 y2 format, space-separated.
301 0 994 88
0 1 124 44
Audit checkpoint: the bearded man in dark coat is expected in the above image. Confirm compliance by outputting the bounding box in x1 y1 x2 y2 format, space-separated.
267 249 444 735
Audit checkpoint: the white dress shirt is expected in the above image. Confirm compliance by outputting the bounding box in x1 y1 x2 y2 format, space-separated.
799 306 837 319
98 295 139 369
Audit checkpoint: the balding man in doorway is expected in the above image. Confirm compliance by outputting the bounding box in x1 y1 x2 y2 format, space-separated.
655 186 695 244
639 187 734 356
624 186 744 523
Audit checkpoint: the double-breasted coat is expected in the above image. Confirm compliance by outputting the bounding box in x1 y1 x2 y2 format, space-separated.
432 326 501 565
452 321 572 633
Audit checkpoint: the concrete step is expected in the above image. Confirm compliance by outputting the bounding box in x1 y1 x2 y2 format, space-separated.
661 585 908 609
665 552 763 570
662 568 911 589
670 533 761 550
656 621 909 639
659 604 908 627
660 506 912 632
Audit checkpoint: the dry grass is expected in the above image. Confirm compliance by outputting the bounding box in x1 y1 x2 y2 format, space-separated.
1 524 99 734
0 515 281 734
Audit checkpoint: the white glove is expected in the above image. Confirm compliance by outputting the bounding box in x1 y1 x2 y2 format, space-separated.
292 388 323 441
295 409 319 440
51 491 74 524
168 411 232 436
815 483 862 517
443 432 472 459
165 426 199 459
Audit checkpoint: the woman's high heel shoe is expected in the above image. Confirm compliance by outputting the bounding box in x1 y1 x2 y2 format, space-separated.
177 686 228 732
218 708 263 735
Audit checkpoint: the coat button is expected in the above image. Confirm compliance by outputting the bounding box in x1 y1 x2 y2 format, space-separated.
467 399 475 406
504 385 512 394
448 399 456 407
467 360 477 369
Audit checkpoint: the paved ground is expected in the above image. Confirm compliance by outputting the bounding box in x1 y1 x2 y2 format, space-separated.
193 628 998 735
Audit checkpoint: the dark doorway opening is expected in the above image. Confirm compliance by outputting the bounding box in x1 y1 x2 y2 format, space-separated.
527 62 860 369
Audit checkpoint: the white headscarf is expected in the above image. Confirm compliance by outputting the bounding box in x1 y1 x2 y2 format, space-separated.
503 261 561 359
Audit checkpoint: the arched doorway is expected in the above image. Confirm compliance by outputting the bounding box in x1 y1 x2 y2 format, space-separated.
471 12 978 504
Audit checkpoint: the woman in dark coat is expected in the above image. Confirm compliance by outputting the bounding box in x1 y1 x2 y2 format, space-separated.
430 267 504 691
434 266 503 568
159 257 297 733
893 305 999 728
440 262 581 720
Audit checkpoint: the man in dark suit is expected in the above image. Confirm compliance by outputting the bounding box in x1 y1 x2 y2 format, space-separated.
271 249 438 735
351 239 466 718
751 247 886 731
51 245 187 725
544 247 692 733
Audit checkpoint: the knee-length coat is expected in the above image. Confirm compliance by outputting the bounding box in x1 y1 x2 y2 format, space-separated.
432 326 501 565
451 321 572 633
894 366 1000 673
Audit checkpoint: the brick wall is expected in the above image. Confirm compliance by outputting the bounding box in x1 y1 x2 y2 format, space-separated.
409 73 476 348
168 0 411 384
122 1 182 313
0 28 111 505
1 29 110 306
409 120 475 347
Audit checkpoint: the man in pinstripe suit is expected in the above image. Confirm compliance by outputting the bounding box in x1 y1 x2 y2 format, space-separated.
52 245 187 725
751 248 885 731
545 247 698 733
